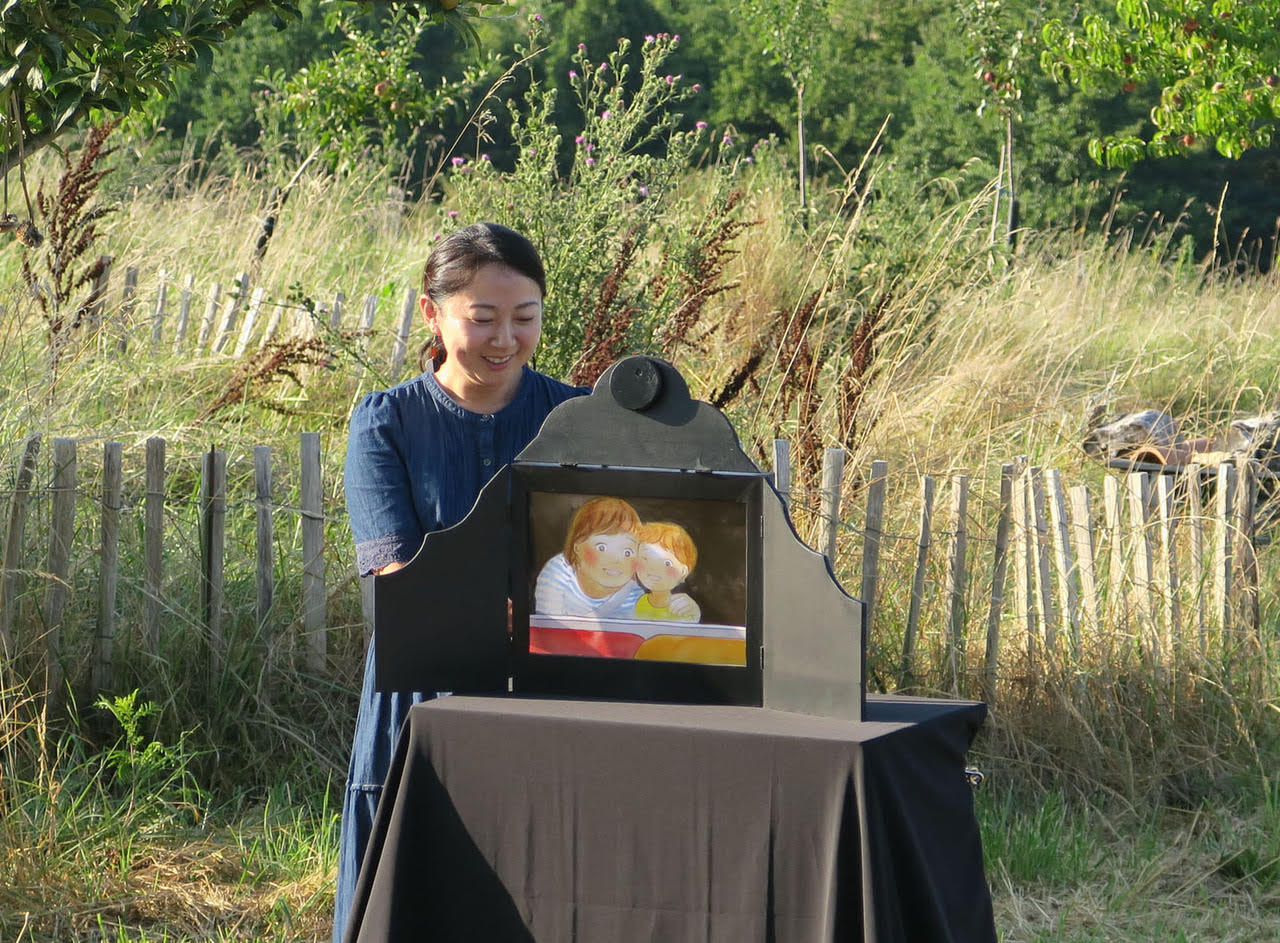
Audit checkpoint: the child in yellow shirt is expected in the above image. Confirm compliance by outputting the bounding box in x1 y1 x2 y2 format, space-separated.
633 521 701 622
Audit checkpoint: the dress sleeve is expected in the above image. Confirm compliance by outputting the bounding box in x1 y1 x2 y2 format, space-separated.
344 392 424 576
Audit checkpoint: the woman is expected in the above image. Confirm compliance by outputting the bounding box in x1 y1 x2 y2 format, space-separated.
334 223 585 941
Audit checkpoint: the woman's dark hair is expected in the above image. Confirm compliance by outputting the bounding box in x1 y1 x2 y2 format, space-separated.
419 222 546 370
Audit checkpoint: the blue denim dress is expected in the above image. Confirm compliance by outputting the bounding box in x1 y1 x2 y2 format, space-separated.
334 366 584 942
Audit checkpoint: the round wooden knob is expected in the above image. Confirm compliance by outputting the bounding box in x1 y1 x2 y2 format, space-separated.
609 356 663 411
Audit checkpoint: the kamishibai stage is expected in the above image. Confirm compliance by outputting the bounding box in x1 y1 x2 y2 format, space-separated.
347 356 997 943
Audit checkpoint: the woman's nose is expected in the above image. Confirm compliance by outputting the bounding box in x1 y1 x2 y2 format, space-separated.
494 320 515 347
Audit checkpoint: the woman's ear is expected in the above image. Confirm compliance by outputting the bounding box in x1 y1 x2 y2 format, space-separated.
419 294 439 332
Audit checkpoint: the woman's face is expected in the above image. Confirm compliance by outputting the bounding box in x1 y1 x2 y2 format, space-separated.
573 531 639 594
422 262 542 411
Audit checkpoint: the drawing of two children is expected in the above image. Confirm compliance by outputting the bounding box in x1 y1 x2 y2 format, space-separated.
534 497 702 623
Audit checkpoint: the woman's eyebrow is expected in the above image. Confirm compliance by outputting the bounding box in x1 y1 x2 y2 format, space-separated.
467 299 542 310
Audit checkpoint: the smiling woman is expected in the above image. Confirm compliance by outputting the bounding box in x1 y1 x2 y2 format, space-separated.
422 262 544 415
333 222 587 942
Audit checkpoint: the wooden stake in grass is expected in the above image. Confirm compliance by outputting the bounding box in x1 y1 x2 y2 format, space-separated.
1183 464 1207 658
301 433 326 675
861 460 888 648
144 437 165 659
44 438 76 712
818 447 845 564
1 435 41 663
1029 467 1057 653
255 446 275 677
1046 469 1081 662
1068 483 1100 641
983 464 1014 706
94 441 123 694
900 474 935 690
201 447 227 681
945 474 969 695
1213 462 1236 640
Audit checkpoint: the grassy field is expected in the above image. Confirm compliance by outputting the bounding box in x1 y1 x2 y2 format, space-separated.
1 137 1278 940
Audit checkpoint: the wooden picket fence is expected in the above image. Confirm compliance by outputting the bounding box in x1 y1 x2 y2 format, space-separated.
786 445 1270 702
1 430 1271 709
16 257 426 377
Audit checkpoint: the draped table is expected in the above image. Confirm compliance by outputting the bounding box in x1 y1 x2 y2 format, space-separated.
345 694 996 943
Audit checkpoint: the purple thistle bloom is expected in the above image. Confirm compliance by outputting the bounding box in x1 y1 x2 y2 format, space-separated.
451 156 466 167
481 153 490 161
722 135 733 146
577 43 586 51
665 75 674 84
532 12 542 21
598 62 609 72
692 83 702 92
695 121 708 130
638 185 649 197
644 34 655 43
568 70 578 79
447 210 459 218
601 110 612 119
585 157 596 165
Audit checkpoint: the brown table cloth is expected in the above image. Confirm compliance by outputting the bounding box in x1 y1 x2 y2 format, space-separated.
346 694 995 943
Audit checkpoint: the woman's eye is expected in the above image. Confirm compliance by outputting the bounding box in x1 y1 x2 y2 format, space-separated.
596 543 606 552
665 561 673 568
624 549 632 557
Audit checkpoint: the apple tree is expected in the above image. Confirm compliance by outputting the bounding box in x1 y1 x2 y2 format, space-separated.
1042 0 1280 166
0 0 496 180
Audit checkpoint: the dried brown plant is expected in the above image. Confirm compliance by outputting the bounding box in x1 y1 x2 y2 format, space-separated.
776 290 824 486
654 190 754 356
19 123 119 360
570 230 640 387
835 291 891 451
200 334 352 420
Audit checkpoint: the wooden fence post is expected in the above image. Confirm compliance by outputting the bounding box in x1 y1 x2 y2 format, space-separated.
86 254 113 330
196 282 223 352
117 265 138 352
861 460 888 647
1213 462 1235 638
1028 467 1058 652
945 475 969 695
1234 458 1260 640
983 464 1014 705
1 435 42 661
1103 472 1125 612
234 287 268 357
144 437 165 658
1068 484 1101 638
389 286 417 378
1126 471 1159 663
151 268 168 347
1155 474 1180 655
329 290 346 330
818 448 846 563
771 439 792 511
173 273 196 350
94 442 123 694
201 448 227 679
1045 469 1080 659
900 474 935 689
1012 462 1035 657
44 439 76 710
301 433 326 674
1184 465 1207 657
356 294 378 378
212 271 249 354
255 446 275 638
